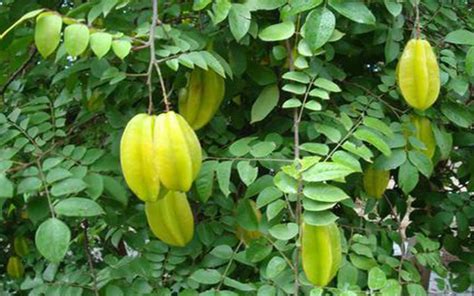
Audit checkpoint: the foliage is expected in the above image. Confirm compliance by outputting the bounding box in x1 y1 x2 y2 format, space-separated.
0 0 473 295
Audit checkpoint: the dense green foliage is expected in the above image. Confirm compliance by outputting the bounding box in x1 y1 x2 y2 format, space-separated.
0 0 473 295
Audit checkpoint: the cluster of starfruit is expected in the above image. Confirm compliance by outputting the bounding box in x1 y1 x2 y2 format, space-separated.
120 111 201 247
6 236 29 279
120 68 226 247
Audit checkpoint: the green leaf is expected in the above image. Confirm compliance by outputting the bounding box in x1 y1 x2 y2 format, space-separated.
384 0 402 17
302 162 354 182
303 198 336 211
441 102 473 128
315 124 342 142
304 101 322 111
210 245 233 260
51 178 87 197
228 4 251 41
374 149 406 170
288 0 323 14
266 200 286 220
432 125 453 160
102 176 128 206
282 98 302 108
337 263 359 288
34 12 62 58
282 83 306 95
328 0 376 24
64 24 90 57
190 269 221 284
303 7 335 51
0 174 14 198
354 129 391 156
368 267 387 290
303 210 338 226
282 71 310 84
408 151 433 177
398 161 419 194
300 143 330 156
18 177 42 194
112 40 131 59
445 29 474 46
313 78 341 92
245 0 286 11
332 150 362 172
83 173 104 200
90 32 112 59
466 47 474 77
380 279 402 296
216 161 232 196
209 0 232 25
35 218 71 263
237 161 258 186
259 21 295 41
0 8 45 39
195 161 217 203
266 256 287 279
193 0 212 11
268 223 298 240
251 84 279 123
407 284 426 296
42 157 63 171
54 197 104 217
309 88 330 100
229 137 257 156
274 172 298 194
256 186 283 208
363 117 394 138
251 141 276 157
303 183 350 202
236 199 259 230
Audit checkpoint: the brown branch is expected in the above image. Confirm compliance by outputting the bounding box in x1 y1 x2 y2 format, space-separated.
81 220 99 296
0 47 37 99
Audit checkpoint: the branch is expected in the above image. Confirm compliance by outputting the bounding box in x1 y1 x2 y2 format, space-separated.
0 47 37 99
81 220 99 296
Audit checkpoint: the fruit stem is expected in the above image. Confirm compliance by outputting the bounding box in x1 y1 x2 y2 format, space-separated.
415 2 421 39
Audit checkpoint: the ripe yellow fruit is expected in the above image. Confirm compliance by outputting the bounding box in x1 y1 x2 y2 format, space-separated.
120 114 160 202
363 165 390 199
235 200 262 244
179 68 225 130
154 111 202 192
7 256 24 279
302 222 342 287
410 115 436 159
397 39 440 111
145 191 194 247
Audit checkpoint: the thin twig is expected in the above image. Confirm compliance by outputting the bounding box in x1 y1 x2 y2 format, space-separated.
216 240 243 290
81 220 99 296
264 236 295 270
297 77 317 123
204 156 293 163
35 159 55 219
0 47 37 99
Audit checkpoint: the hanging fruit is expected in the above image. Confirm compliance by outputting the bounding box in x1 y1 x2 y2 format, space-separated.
120 114 160 202
178 68 225 130
145 191 194 247
7 256 24 279
301 222 342 287
410 115 436 159
235 200 262 244
363 165 390 199
154 111 202 192
397 39 440 111
34 12 62 58
13 236 29 257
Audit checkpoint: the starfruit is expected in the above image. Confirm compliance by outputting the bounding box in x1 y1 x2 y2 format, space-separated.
154 111 202 191
236 200 262 244
410 115 436 159
34 12 62 58
179 68 225 130
14 236 29 257
301 222 342 287
397 39 440 111
7 256 24 279
363 165 390 199
120 114 160 202
145 190 194 247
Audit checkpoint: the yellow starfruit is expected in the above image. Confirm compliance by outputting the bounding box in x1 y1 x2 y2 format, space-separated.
302 222 342 287
145 190 194 247
410 115 436 159
7 256 24 279
154 111 202 192
178 68 225 130
14 236 29 257
120 114 160 202
363 165 390 199
397 39 440 111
